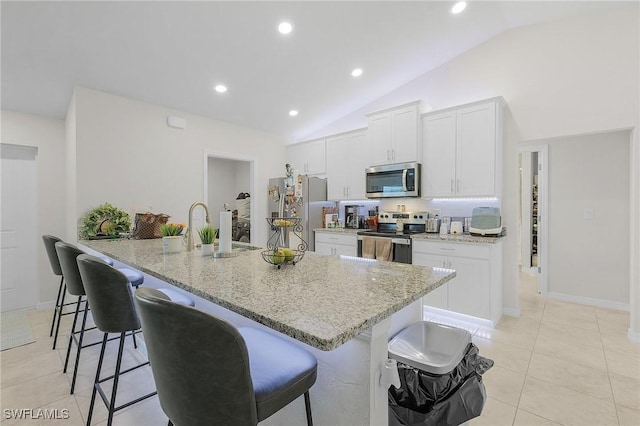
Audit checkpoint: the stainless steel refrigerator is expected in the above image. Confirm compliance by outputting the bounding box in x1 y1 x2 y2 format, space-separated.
267 175 331 252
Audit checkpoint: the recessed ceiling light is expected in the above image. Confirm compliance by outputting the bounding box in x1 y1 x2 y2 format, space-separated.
214 85 227 93
351 68 363 77
278 22 293 35
451 2 467 14
289 110 298 117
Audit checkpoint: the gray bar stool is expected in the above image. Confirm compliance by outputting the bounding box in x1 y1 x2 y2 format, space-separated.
42 235 113 350
76 254 195 426
55 242 137 395
134 287 318 426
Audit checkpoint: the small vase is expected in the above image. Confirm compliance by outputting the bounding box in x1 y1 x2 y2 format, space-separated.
200 243 215 257
162 236 182 254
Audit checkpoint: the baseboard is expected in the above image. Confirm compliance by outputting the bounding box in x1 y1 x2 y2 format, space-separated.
547 292 630 312
628 328 640 343
423 306 495 329
37 300 55 310
502 307 521 318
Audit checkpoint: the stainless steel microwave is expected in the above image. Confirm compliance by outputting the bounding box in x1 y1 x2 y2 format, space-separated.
365 162 421 198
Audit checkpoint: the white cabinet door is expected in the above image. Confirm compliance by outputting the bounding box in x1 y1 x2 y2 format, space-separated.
447 257 491 319
456 102 496 197
346 131 370 200
422 111 457 198
413 252 449 309
287 140 326 175
306 139 327 175
287 144 307 173
391 105 419 164
369 113 392 165
333 244 357 257
326 135 349 200
422 98 502 198
314 241 334 255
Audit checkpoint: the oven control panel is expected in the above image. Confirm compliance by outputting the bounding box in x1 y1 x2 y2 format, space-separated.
378 211 427 225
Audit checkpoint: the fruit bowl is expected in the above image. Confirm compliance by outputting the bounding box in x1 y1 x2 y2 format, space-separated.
266 217 300 228
261 248 305 269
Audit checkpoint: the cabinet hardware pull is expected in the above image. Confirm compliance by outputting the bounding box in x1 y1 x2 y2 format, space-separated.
440 248 455 251
457 179 460 193
442 261 446 268
392 149 395 160
451 179 454 193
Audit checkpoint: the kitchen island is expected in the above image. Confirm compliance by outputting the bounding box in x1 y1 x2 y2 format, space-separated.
82 238 456 425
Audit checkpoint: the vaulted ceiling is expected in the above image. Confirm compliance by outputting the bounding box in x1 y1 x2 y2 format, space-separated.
1 1 627 142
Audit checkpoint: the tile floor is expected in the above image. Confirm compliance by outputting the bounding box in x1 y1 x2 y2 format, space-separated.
1 272 639 425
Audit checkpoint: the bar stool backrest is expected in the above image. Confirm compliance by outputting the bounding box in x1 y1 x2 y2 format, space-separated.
55 242 87 297
134 287 258 426
77 254 140 334
42 235 63 276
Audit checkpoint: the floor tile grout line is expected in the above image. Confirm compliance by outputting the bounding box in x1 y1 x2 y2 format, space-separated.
601 321 623 426
512 286 545 426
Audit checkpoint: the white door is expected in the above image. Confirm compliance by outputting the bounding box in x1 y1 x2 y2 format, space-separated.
1 144 38 312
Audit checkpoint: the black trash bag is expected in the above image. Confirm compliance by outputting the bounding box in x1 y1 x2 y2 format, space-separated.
388 343 493 426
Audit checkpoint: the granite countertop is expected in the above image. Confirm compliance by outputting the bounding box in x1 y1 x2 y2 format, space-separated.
313 228 364 235
411 233 504 244
82 239 455 351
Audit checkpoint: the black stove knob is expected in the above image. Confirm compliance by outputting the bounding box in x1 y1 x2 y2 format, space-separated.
413 215 417 219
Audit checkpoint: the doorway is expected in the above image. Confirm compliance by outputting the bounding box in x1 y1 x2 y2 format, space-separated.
1 144 39 312
204 152 254 244
519 145 548 296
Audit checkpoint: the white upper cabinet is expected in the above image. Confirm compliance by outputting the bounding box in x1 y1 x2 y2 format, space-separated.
422 97 504 198
287 139 326 175
326 129 370 200
367 101 421 166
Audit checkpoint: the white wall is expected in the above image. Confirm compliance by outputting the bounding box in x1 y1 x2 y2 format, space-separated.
304 5 639 324
1 110 66 306
70 87 285 246
547 131 630 306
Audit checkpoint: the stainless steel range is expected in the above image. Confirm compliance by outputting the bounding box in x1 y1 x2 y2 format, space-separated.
356 211 427 264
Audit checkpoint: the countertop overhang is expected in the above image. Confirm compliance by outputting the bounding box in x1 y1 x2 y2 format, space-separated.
82 239 456 351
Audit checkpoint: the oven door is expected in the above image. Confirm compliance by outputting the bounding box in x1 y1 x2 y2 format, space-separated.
365 162 420 198
357 235 412 264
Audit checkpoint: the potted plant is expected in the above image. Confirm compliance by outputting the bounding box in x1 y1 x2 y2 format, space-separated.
198 225 217 256
80 203 131 239
160 223 185 254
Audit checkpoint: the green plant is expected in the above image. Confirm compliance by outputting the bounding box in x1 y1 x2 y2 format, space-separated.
197 226 217 244
80 203 131 238
160 223 185 237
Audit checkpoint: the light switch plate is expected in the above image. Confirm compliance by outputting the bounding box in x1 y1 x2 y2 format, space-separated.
583 208 594 220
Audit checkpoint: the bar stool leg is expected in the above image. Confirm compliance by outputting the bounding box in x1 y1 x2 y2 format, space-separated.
52 283 68 350
107 332 127 426
304 391 313 426
70 300 90 394
87 333 108 426
63 295 82 372
50 276 64 337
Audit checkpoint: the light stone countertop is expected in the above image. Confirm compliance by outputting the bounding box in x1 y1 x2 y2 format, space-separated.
313 228 363 235
411 233 504 244
82 238 455 351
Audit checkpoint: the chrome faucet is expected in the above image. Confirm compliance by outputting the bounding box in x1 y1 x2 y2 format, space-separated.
186 202 211 251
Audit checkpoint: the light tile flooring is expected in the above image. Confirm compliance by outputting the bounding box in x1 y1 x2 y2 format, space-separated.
1 273 639 425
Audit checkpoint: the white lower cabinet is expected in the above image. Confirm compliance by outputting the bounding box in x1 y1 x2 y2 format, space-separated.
315 233 357 256
413 240 502 325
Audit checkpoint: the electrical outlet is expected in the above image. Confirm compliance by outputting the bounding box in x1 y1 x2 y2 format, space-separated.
583 208 594 220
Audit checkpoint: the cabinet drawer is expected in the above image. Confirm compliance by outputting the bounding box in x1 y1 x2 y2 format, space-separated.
315 232 357 247
413 240 490 260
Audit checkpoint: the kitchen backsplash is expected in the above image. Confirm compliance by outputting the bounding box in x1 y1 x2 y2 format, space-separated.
380 198 501 217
